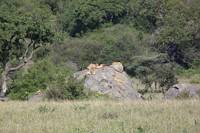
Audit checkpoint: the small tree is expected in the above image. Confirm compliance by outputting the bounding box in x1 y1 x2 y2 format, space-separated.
0 0 54 96
127 55 177 93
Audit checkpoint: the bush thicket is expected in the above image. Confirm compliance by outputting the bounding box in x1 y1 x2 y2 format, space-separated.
1 0 199 98
8 59 71 100
46 78 87 100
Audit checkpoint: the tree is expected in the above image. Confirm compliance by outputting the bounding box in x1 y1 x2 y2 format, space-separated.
126 55 177 93
0 0 54 96
60 0 127 36
155 0 200 67
127 0 167 32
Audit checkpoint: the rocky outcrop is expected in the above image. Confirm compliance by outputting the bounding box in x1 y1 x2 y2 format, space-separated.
28 90 45 102
165 84 200 99
74 62 142 100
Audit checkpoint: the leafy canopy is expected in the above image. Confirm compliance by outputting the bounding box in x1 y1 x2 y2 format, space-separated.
0 0 54 67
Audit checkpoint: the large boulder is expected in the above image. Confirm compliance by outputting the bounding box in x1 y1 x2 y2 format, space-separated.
165 83 200 99
74 62 142 100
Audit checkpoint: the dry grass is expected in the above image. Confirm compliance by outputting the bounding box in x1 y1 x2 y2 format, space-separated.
0 100 200 133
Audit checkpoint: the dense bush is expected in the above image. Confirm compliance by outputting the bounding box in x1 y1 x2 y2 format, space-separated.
46 78 87 100
127 0 166 32
155 0 200 67
39 0 66 13
8 59 71 100
59 0 127 36
58 0 170 35
52 25 151 69
126 55 177 93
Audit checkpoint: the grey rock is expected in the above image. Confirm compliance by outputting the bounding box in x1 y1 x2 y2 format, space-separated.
74 63 141 100
29 93 45 102
165 83 200 99
0 96 9 102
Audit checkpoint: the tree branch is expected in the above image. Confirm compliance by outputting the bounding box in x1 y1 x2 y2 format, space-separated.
24 40 33 58
6 41 42 73
9 51 34 72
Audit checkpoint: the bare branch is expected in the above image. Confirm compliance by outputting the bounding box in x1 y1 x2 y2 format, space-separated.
24 40 33 58
19 40 34 61
6 41 41 73
9 51 34 72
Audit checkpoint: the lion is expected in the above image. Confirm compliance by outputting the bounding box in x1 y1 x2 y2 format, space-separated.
87 64 106 75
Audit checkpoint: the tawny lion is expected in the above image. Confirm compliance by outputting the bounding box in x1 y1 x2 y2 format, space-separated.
87 64 106 75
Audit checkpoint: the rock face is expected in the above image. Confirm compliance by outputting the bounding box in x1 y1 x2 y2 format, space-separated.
29 93 45 102
165 84 200 99
74 62 141 100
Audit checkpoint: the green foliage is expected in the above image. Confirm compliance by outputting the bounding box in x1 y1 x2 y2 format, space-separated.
136 127 145 133
177 64 200 84
46 77 87 100
157 0 200 44
1 0 200 99
39 0 66 13
155 0 200 67
58 0 169 35
0 0 54 67
60 0 127 36
127 55 177 93
53 25 151 69
9 59 71 100
127 0 166 32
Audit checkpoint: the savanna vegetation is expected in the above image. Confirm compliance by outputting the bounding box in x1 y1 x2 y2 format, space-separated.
0 100 200 133
0 0 200 133
0 0 200 99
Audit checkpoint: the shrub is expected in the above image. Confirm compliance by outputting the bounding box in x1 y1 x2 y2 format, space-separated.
46 77 87 100
127 55 177 93
8 59 71 100
176 90 191 100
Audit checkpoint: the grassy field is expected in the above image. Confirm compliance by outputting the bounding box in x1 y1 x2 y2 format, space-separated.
0 100 200 133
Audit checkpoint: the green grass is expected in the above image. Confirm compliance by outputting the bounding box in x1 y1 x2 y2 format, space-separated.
0 100 200 133
177 67 200 84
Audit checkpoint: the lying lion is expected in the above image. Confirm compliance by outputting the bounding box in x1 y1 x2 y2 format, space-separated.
87 62 122 75
87 64 106 75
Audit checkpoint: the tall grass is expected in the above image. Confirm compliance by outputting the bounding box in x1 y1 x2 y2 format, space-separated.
0 100 199 133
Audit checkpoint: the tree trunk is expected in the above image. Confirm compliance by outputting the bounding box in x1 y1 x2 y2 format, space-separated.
0 74 8 97
0 65 9 97
0 42 37 97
